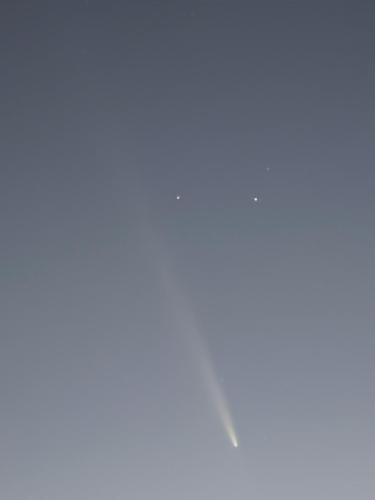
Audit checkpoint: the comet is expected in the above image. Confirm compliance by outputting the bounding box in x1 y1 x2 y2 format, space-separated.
197 340 239 449
157 261 239 450
131 185 239 449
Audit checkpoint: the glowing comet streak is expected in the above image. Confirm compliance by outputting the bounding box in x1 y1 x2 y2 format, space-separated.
196 337 239 448
159 264 239 450
132 187 239 449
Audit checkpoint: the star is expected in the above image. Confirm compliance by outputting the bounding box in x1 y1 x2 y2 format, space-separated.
252 196 259 203
176 194 182 200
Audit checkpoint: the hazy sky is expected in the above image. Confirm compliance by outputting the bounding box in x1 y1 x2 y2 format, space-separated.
1 1 375 498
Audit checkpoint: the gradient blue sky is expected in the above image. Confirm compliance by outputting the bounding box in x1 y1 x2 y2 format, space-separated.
1 1 375 498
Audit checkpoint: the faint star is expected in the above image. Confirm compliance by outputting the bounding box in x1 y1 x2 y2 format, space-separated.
176 194 181 200
252 196 259 203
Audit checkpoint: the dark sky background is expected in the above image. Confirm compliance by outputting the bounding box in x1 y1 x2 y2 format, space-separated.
1 1 375 498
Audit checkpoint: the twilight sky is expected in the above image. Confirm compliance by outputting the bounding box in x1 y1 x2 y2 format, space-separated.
1 1 375 498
